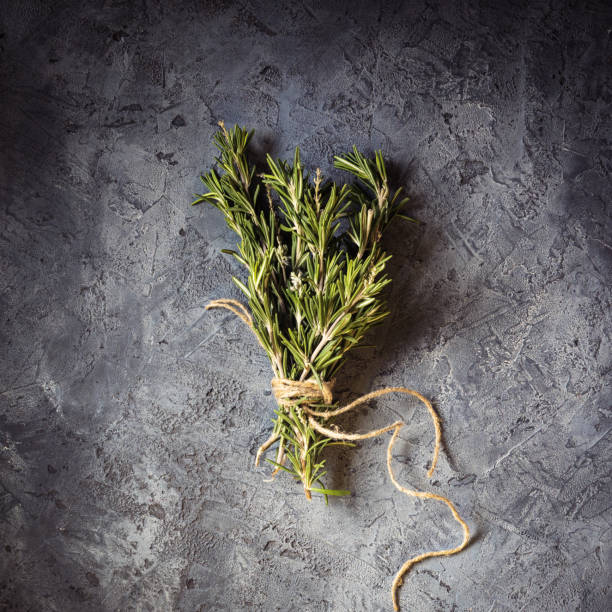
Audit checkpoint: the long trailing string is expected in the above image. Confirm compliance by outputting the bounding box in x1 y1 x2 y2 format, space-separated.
272 379 469 611
206 299 470 611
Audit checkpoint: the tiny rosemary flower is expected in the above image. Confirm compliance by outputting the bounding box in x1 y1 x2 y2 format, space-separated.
290 271 304 296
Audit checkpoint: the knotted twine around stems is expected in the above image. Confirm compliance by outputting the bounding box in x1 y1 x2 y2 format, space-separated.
206 299 470 611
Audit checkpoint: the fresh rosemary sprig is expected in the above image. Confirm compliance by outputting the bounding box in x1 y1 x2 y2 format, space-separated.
193 122 411 500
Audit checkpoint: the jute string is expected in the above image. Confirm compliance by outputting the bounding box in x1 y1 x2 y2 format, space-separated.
206 299 470 611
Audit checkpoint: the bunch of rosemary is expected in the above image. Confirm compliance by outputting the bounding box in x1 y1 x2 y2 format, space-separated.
193 122 413 501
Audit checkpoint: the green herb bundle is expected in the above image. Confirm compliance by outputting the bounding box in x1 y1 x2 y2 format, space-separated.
193 122 411 499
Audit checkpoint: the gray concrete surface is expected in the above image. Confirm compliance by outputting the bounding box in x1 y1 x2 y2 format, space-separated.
1 1 610 610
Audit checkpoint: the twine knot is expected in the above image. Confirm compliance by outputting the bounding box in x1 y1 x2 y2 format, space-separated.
271 377 334 407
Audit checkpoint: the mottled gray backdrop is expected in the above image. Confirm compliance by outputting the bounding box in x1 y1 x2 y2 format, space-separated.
1 1 610 611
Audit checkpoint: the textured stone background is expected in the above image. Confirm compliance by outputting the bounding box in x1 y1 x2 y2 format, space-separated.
1 1 610 611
